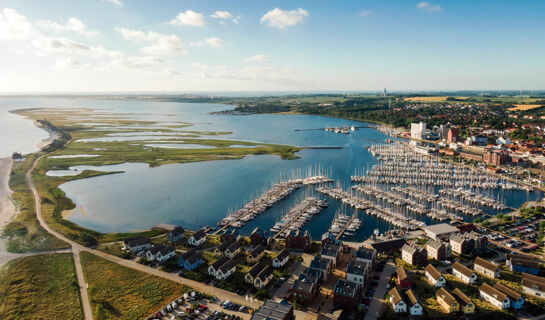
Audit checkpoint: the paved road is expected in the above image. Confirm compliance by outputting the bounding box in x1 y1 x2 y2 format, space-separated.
26 155 263 320
364 259 396 320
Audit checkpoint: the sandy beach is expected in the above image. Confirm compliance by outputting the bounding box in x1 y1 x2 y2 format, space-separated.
0 157 16 230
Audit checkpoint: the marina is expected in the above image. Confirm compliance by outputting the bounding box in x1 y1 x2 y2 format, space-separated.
270 197 327 239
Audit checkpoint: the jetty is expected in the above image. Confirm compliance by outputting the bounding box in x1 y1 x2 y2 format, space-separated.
271 197 326 240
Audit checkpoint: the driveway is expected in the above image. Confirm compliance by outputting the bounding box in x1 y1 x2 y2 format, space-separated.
364 259 395 320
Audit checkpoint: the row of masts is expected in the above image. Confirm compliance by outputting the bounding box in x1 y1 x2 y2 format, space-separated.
270 197 327 238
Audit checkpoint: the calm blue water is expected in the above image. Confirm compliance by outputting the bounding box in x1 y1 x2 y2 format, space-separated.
0 98 542 241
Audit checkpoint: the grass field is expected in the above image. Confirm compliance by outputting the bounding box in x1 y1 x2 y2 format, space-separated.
404 96 468 102
1 155 69 253
509 104 545 111
81 251 191 320
0 253 82 320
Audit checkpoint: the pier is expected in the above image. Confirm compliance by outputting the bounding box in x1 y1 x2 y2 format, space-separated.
271 198 324 240
294 125 376 131
335 214 356 240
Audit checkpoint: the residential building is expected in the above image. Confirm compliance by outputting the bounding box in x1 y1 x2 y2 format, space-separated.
424 223 459 241
452 262 478 284
436 287 460 313
216 259 237 280
321 231 341 247
289 273 318 305
333 279 359 309
250 300 293 320
177 249 203 271
452 288 475 314
474 257 500 278
247 244 266 264
479 283 510 310
522 273 545 298
225 240 242 258
460 150 483 162
406 289 423 316
494 283 524 309
425 264 445 287
450 233 469 255
355 246 376 267
122 236 151 252
309 256 332 281
167 226 185 242
396 266 412 289
285 229 312 252
272 248 290 268
484 151 508 166
426 239 451 261
411 121 426 140
220 229 240 244
245 261 267 285
254 265 274 288
388 287 407 313
346 260 366 289
146 245 163 261
188 229 207 247
506 253 540 275
447 127 459 143
320 243 342 267
214 238 235 257
401 244 427 267
156 246 176 262
250 227 268 246
208 256 230 277
369 238 406 254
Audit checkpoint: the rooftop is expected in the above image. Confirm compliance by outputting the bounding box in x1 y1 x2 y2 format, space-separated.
250 300 292 320
321 243 341 257
494 282 521 300
424 223 459 235
474 256 498 272
425 264 442 281
346 260 366 277
436 287 456 305
451 288 471 305
355 246 375 261
333 279 357 297
388 287 403 305
480 283 507 302
453 262 474 278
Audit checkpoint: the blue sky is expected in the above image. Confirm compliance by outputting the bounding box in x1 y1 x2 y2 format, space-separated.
1 0 544 92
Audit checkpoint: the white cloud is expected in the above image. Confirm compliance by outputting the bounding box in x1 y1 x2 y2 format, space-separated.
115 28 186 55
232 16 242 24
205 37 226 48
54 57 89 69
36 17 99 36
210 11 232 19
0 8 38 40
102 0 123 7
260 8 308 29
416 2 442 12
108 56 165 70
244 54 271 62
170 10 204 27
358 10 372 17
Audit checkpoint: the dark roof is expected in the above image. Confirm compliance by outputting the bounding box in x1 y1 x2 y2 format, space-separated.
304 267 322 279
321 243 341 257
369 238 406 253
494 283 521 300
291 275 316 293
249 245 265 258
148 245 164 255
256 265 274 281
453 262 474 278
310 256 331 271
123 236 150 247
169 226 185 237
186 252 202 265
522 278 545 292
250 300 292 320
158 245 175 256
452 288 471 305
218 259 236 273
192 229 206 240
217 238 235 252
355 247 375 261
346 260 366 277
274 248 289 262
474 257 498 272
210 256 230 270
388 287 403 305
436 287 456 305
479 283 507 302
226 240 242 253
522 273 545 285
248 261 267 278
181 249 197 260
509 255 539 270
425 264 442 281
333 279 357 297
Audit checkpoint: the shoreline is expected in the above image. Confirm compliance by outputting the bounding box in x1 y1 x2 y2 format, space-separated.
0 157 16 230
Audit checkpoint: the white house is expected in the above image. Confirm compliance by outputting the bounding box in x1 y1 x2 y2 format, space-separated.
425 264 445 287
156 246 176 262
254 265 274 288
216 259 236 280
208 256 229 277
272 248 289 268
388 287 407 313
406 289 423 316
146 245 164 261
346 260 366 289
522 274 545 298
189 229 207 247
479 283 510 310
452 262 478 284
123 236 151 252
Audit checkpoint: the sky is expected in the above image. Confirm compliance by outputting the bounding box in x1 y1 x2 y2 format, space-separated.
0 0 544 93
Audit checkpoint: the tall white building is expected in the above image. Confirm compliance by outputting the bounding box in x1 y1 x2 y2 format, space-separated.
411 121 426 140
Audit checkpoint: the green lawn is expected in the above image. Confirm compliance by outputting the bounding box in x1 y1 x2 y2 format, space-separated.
81 251 191 320
0 253 82 320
